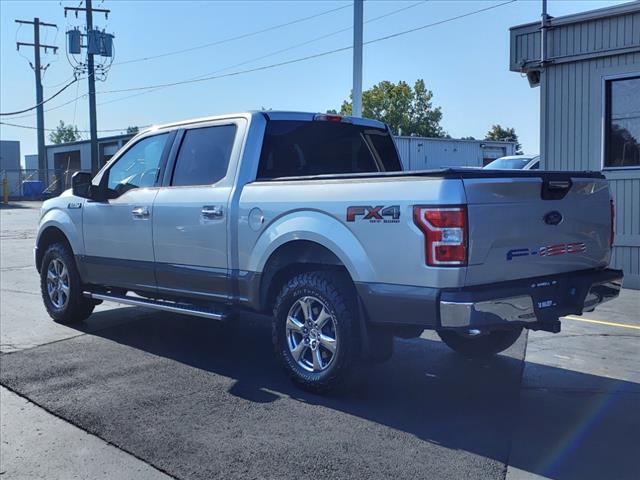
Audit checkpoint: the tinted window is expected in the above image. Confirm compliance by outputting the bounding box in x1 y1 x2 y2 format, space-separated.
257 120 402 179
107 133 169 195
172 125 236 186
605 76 640 168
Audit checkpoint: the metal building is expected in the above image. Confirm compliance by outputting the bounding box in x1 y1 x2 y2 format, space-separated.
45 133 133 172
1 140 21 197
510 2 640 289
394 136 516 170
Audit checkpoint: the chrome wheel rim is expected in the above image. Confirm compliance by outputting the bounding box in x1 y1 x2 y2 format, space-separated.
286 296 338 373
46 258 70 309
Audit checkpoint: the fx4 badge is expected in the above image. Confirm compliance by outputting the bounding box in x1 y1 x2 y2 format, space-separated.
346 205 400 223
507 242 586 261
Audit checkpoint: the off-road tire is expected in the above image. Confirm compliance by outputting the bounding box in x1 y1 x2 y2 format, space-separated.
40 243 94 324
437 328 523 358
273 271 359 393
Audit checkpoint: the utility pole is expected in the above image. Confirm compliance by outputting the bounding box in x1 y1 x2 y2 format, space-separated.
64 0 111 175
15 18 58 179
352 0 363 117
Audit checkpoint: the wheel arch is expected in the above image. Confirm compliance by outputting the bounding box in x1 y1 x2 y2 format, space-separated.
36 211 82 272
258 239 354 313
247 210 374 312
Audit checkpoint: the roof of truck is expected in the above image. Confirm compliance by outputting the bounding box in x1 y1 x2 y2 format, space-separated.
145 111 388 133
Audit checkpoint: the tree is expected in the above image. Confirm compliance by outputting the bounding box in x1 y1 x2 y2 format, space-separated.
337 79 445 137
49 120 80 144
485 124 522 154
126 126 139 134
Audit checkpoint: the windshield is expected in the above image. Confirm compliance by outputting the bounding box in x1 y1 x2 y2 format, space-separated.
484 157 531 170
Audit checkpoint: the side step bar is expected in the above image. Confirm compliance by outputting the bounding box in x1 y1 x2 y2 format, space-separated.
83 291 227 321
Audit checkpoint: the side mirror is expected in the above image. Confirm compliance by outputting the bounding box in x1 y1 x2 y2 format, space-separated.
71 171 94 199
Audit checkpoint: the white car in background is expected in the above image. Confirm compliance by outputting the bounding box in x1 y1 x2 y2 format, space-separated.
484 154 540 170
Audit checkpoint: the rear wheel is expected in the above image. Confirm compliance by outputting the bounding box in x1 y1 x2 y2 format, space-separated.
273 271 359 393
437 328 522 358
40 243 94 324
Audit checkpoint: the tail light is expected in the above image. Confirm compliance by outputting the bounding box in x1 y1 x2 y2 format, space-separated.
610 199 615 249
413 206 467 266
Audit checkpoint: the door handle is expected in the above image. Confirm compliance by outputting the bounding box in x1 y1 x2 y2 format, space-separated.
131 206 150 218
201 205 223 219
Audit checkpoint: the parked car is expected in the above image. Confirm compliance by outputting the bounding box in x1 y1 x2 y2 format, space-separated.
35 112 622 392
484 154 540 170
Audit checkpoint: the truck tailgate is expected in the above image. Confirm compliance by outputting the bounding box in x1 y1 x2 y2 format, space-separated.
464 174 612 286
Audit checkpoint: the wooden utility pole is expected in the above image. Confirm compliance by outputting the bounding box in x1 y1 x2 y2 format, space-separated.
15 18 58 178
64 0 110 175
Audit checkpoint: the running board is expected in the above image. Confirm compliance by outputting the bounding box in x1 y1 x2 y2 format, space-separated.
83 291 228 321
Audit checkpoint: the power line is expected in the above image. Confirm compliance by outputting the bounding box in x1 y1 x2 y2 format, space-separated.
98 0 516 95
0 78 78 116
96 1 431 108
0 120 141 134
113 3 352 66
2 1 516 127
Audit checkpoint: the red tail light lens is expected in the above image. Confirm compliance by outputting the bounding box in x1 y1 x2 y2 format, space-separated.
610 199 615 249
413 206 467 266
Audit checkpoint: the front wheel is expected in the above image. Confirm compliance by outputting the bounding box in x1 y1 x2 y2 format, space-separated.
437 328 523 358
273 271 359 393
40 243 95 324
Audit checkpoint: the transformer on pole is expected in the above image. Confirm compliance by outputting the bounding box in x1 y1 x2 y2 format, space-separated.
64 0 114 175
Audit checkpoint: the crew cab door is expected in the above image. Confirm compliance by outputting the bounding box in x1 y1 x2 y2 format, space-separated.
152 121 239 301
81 131 174 291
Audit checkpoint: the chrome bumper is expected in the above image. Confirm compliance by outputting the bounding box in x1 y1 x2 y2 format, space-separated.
439 272 622 329
440 295 537 328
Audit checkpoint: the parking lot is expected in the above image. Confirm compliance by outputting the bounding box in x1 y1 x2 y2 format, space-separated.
1 202 638 480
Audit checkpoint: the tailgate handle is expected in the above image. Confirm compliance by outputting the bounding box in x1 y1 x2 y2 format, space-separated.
548 180 571 190
541 179 572 200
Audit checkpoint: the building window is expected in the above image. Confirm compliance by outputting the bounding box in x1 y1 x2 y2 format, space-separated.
604 76 640 168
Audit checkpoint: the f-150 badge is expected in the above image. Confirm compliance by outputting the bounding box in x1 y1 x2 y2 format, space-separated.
507 242 586 261
346 205 400 223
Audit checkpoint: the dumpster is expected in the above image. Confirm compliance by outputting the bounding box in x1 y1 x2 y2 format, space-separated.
22 180 45 199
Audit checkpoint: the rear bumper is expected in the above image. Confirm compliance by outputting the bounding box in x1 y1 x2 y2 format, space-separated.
356 268 623 331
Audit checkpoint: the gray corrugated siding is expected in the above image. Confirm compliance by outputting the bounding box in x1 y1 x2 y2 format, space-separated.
511 7 640 70
512 6 640 288
393 137 515 170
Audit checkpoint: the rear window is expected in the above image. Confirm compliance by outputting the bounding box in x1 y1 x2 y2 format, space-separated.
171 125 236 187
257 120 402 179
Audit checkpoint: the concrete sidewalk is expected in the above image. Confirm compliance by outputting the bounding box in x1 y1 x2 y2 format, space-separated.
0 386 172 479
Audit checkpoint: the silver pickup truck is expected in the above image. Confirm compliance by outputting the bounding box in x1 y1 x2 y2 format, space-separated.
35 111 623 391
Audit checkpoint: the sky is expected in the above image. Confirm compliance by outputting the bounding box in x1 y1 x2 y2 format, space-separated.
0 0 633 161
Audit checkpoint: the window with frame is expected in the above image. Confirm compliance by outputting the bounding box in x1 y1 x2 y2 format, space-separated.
171 125 237 187
107 133 169 195
604 76 640 168
256 120 402 179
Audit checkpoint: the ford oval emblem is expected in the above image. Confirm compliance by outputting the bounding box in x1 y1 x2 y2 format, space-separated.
544 211 563 226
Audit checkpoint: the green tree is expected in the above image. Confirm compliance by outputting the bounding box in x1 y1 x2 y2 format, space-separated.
49 120 80 144
485 124 522 154
338 79 445 137
126 126 139 135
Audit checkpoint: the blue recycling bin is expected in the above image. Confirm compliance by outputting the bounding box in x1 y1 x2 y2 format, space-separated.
22 180 45 199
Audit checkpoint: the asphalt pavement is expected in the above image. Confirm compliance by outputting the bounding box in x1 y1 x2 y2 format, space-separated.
1 201 638 480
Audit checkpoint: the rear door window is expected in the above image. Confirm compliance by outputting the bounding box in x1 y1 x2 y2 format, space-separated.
257 120 402 179
171 125 237 186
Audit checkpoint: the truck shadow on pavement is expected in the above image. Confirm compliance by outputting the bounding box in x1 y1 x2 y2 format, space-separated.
1 307 638 480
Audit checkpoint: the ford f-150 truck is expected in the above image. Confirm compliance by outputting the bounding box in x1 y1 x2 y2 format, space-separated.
35 111 623 391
